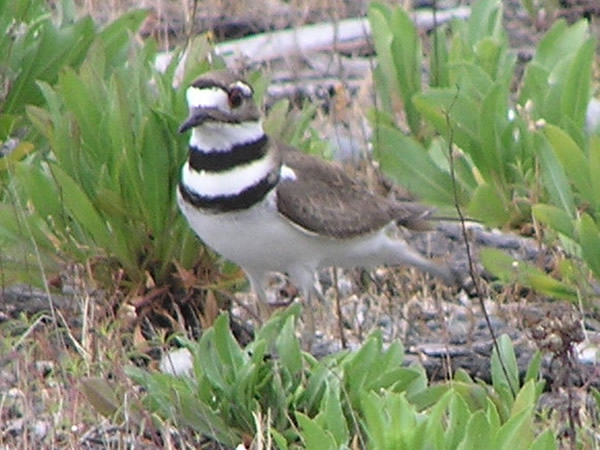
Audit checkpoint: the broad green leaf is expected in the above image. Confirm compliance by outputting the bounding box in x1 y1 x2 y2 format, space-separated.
374 124 464 205
534 19 587 69
196 328 228 391
176 387 242 446
480 248 577 301
511 380 536 417
430 27 449 87
590 136 600 208
368 3 396 114
360 391 386 448
452 381 489 412
490 334 519 408
414 89 480 160
270 428 289 450
445 392 471 448
319 380 349 445
561 38 594 130
532 204 575 239
423 390 453 449
450 61 493 100
49 163 112 250
495 407 534 450
528 273 578 301
535 132 575 216
390 6 422 134
524 351 542 384
486 398 501 433
467 183 509 226
457 410 490 450
275 315 302 376
97 9 149 69
296 412 337 450
213 314 246 381
577 214 600 279
478 83 508 183
4 16 95 113
467 0 502 45
530 429 557 450
544 125 594 205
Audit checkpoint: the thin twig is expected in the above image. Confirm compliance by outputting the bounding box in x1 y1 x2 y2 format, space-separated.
443 87 516 397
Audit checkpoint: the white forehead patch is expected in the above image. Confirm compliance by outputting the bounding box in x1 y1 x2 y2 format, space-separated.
186 86 229 111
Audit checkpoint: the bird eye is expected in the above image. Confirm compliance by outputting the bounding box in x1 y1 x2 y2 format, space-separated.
228 87 244 108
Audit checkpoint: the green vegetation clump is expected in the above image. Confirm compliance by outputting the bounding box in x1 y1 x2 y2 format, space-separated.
368 0 599 302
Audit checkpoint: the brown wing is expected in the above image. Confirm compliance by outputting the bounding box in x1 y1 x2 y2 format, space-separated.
276 143 433 239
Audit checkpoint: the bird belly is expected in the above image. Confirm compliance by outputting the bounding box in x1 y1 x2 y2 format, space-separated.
178 191 447 283
178 192 322 274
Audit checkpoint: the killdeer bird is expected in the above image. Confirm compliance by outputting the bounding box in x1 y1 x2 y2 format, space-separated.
177 70 454 329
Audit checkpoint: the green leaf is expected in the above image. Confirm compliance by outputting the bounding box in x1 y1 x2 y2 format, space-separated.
535 132 575 216
445 392 471 448
457 410 491 450
511 380 536 417
590 136 600 208
430 27 449 87
263 99 290 138
213 314 246 381
414 89 480 161
275 315 302 376
368 3 396 115
49 163 112 250
532 204 575 239
270 428 289 450
534 20 587 69
544 124 594 205
495 406 534 450
4 16 96 113
480 248 577 301
374 124 464 205
577 213 600 279
490 334 519 409
296 412 337 450
97 9 149 69
389 6 422 134
467 183 509 226
467 0 502 44
524 351 542 384
319 380 349 445
530 429 557 450
561 38 594 130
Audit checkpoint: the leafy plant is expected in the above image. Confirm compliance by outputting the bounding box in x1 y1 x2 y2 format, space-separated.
120 309 555 448
0 19 212 287
0 0 104 175
368 0 600 300
368 0 595 230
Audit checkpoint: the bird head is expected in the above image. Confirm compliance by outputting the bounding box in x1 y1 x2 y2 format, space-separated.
179 70 261 134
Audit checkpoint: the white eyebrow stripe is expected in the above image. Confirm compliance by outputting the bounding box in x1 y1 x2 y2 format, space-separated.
232 81 252 96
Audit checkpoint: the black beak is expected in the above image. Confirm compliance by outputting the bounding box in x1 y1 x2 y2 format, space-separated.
179 109 208 133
